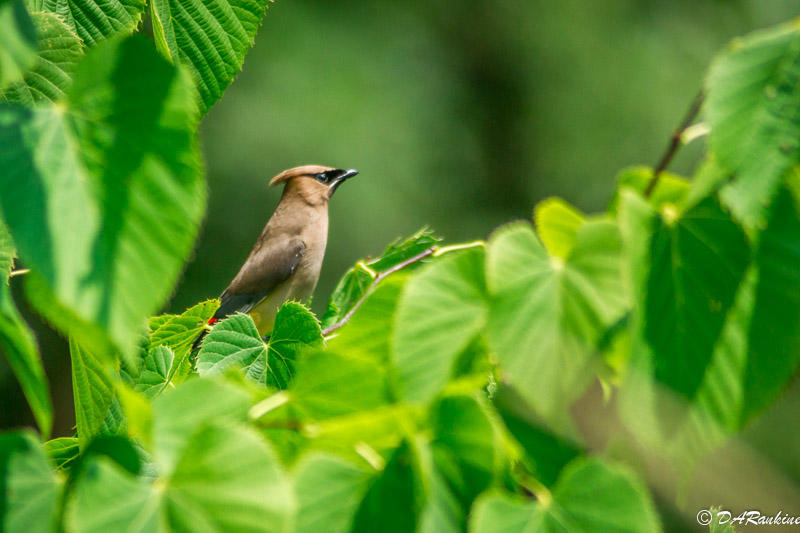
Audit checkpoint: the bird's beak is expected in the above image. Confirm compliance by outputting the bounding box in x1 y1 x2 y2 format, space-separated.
329 168 358 195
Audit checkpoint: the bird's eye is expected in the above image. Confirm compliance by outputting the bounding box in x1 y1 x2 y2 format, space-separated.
314 171 334 184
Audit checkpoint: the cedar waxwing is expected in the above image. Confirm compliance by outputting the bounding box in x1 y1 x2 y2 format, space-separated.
209 165 358 335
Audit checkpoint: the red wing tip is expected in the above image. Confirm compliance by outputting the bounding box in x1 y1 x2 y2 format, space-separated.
208 318 219 325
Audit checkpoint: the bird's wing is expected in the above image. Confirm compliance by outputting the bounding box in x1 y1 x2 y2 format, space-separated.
214 238 306 319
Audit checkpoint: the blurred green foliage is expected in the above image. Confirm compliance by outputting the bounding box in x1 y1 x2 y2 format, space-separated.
0 0 800 530
179 0 798 317
0 0 797 508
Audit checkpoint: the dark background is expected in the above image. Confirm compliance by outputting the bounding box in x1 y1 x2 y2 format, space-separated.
1 0 797 491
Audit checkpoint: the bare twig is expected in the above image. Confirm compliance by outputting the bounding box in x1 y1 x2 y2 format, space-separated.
644 90 705 198
8 268 29 278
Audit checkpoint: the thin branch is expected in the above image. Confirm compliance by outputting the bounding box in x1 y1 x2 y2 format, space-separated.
321 247 436 336
8 268 29 278
644 90 705 198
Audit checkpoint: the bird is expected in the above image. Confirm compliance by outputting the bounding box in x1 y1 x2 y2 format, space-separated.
206 165 358 338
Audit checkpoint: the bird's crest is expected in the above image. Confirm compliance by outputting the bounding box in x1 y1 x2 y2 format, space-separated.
269 165 333 186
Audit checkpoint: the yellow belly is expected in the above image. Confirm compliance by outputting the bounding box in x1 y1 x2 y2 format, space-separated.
248 291 286 335
247 280 312 336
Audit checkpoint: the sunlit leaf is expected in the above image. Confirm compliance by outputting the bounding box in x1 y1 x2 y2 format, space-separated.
0 35 204 364
198 302 320 388
197 313 266 378
2 11 82 104
150 0 271 113
66 422 292 533
293 453 372 533
151 378 250 473
0 0 36 91
132 345 174 398
64 457 162 533
291 349 390 421
42 437 79 470
534 197 584 259
706 21 800 227
69 339 116 447
29 0 145 45
608 166 689 213
393 248 487 405
486 218 626 423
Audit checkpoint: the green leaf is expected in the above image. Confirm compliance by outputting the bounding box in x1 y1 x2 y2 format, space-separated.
418 464 463 533
705 20 800 227
494 386 581 487
66 423 292 533
197 313 267 378
393 248 487 405
741 187 800 418
688 187 800 445
534 197 585 259
0 35 205 363
293 453 372 533
608 166 689 213
151 378 250 473
145 299 217 385
619 191 749 402
167 423 293 532
351 440 420 533
322 228 439 328
69 339 116 447
132 345 174 398
29 0 145 45
0 431 62 533
430 395 495 506
149 300 217 354
262 301 322 389
0 0 36 91
469 457 660 533
327 274 408 364
42 437 80 470
149 0 271 113
486 219 626 422
2 11 83 104
198 303 320 389
0 217 14 280
0 220 52 436
370 228 441 271
79 434 141 476
291 349 391 421
64 457 162 533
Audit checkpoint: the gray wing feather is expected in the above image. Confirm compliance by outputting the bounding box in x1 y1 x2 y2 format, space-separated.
214 238 306 319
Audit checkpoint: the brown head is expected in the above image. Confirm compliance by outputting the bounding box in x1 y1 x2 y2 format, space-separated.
270 165 358 206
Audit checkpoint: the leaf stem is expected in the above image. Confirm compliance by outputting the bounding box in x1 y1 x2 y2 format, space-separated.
518 472 553 507
644 90 705 198
321 240 487 337
321 246 436 336
8 268 29 278
432 241 485 257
